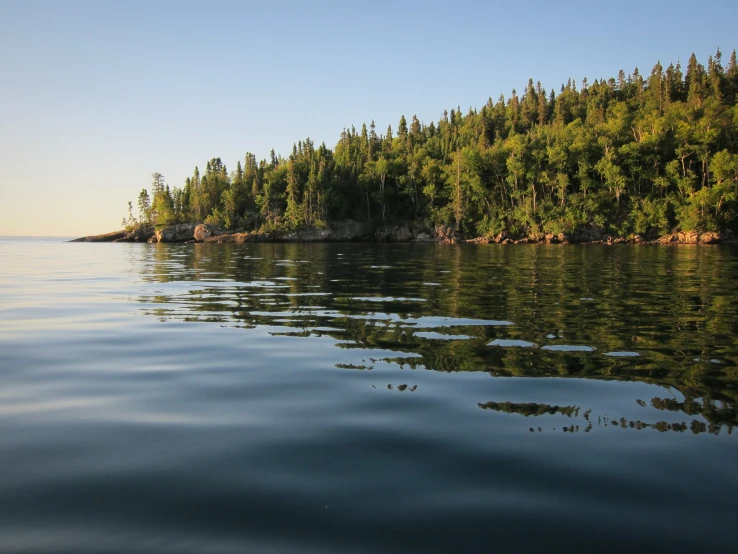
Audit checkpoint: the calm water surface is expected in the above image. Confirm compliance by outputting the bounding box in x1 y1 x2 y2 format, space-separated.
1 237 737 553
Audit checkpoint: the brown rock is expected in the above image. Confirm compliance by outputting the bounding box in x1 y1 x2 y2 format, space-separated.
118 225 155 242
203 232 254 243
203 234 230 243
154 223 197 243
679 231 699 244
435 225 460 243
194 224 223 242
656 233 678 244
699 231 721 244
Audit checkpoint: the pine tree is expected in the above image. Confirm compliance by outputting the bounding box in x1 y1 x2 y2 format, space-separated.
384 125 393 153
137 189 151 224
410 115 421 137
398 115 408 139
284 157 303 228
537 83 548 125
726 49 738 102
686 53 705 105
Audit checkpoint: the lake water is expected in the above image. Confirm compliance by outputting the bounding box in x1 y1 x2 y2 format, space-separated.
1 237 737 553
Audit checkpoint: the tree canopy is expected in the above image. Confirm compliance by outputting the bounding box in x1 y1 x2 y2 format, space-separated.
126 49 738 238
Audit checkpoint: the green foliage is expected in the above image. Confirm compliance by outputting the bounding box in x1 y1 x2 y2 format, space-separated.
137 189 151 224
476 212 506 238
627 197 671 235
122 201 138 231
125 49 738 237
204 209 226 228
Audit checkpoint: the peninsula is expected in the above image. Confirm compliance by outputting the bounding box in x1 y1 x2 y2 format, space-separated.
75 50 738 245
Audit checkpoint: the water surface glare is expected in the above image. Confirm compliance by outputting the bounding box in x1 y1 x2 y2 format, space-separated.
1 238 737 553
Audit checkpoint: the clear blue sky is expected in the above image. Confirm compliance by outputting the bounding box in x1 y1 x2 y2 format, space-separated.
1 0 736 236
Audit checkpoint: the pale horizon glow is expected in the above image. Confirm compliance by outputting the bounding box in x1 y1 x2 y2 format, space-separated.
1 0 736 236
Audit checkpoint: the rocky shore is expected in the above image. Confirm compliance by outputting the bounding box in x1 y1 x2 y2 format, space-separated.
70 222 735 245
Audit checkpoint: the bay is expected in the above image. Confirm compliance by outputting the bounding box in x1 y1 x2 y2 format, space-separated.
1 237 737 553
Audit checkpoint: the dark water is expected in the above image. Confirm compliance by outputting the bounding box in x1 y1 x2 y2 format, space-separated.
1 237 737 553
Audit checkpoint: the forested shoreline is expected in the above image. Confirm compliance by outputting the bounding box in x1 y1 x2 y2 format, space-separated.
123 49 738 242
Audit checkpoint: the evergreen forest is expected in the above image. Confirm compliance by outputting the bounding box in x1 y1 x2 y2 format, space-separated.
125 49 738 239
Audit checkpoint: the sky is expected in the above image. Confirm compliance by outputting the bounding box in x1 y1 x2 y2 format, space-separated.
1 0 736 236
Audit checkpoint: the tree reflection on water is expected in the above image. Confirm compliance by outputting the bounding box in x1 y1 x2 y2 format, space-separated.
135 242 738 436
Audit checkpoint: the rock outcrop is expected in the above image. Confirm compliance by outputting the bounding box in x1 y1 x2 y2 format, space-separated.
72 221 736 246
375 224 412 242
150 223 197 243
115 226 155 242
193 224 223 242
280 228 334 242
203 233 255 244
435 225 461 243
69 230 128 242
69 226 154 243
698 231 722 244
565 225 608 243
654 230 731 244
330 220 372 241
196 220 440 244
199 220 371 243
374 222 436 242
